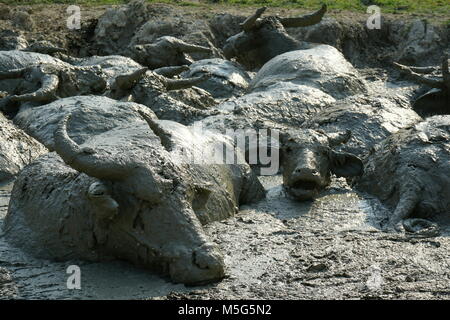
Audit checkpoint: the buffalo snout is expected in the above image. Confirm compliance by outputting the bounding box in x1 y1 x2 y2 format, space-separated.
169 242 225 285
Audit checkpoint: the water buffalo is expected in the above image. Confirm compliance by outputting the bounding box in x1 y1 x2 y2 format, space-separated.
223 5 327 69
303 94 422 158
180 58 251 99
355 115 450 235
0 111 47 182
13 96 157 150
200 45 367 134
125 36 212 69
0 51 215 123
394 54 449 116
3 111 265 284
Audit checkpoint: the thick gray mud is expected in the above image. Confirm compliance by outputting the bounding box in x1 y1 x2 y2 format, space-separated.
0 3 449 300
1 173 450 299
168 176 450 300
1 72 449 300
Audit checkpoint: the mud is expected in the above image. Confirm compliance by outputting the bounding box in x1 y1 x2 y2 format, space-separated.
0 3 449 300
2 176 450 299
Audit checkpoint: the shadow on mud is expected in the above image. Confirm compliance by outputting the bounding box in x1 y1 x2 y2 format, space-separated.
257 175 450 237
413 89 450 117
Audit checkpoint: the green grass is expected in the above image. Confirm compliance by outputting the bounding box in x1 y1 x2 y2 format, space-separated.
0 0 209 7
0 0 449 15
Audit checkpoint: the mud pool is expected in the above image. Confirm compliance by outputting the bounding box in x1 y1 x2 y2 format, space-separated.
0 2 449 300
1 173 450 299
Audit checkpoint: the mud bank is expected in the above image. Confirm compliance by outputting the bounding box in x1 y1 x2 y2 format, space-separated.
1 174 450 299
0 3 448 68
0 3 449 300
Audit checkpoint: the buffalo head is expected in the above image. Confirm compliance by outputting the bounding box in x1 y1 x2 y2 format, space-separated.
223 5 327 69
50 113 227 284
280 129 363 200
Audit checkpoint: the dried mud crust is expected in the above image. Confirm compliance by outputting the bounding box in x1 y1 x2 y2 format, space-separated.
0 3 448 59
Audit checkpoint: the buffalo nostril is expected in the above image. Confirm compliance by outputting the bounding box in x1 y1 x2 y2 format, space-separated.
295 168 317 175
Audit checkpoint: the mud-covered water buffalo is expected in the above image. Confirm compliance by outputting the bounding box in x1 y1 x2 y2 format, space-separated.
223 5 327 69
303 94 422 157
201 45 367 132
180 58 251 99
196 114 363 200
0 51 128 110
0 52 105 111
249 45 367 99
4 111 265 284
125 36 212 69
0 112 47 182
0 51 215 122
13 96 157 150
394 54 449 116
355 115 450 234
125 69 217 124
280 129 363 200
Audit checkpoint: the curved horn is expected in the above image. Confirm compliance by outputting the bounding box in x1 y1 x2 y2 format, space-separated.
163 72 211 91
54 115 129 180
279 4 327 28
10 74 59 103
24 42 66 55
154 65 189 77
241 7 267 32
394 61 446 90
327 130 351 147
112 67 148 90
395 65 438 74
137 110 174 151
175 41 211 54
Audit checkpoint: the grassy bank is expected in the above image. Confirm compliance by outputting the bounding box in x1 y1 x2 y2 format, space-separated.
1 0 449 15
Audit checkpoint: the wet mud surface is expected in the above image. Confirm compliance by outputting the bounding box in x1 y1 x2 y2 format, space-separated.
1 174 450 299
0 3 449 300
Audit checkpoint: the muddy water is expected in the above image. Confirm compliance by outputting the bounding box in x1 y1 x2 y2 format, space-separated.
2 174 449 299
0 73 449 299
182 176 450 299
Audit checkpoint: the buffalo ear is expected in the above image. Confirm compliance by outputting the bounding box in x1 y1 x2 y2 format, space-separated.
329 150 364 178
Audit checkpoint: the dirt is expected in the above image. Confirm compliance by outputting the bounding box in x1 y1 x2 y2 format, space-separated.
0 3 449 300
0 3 447 53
